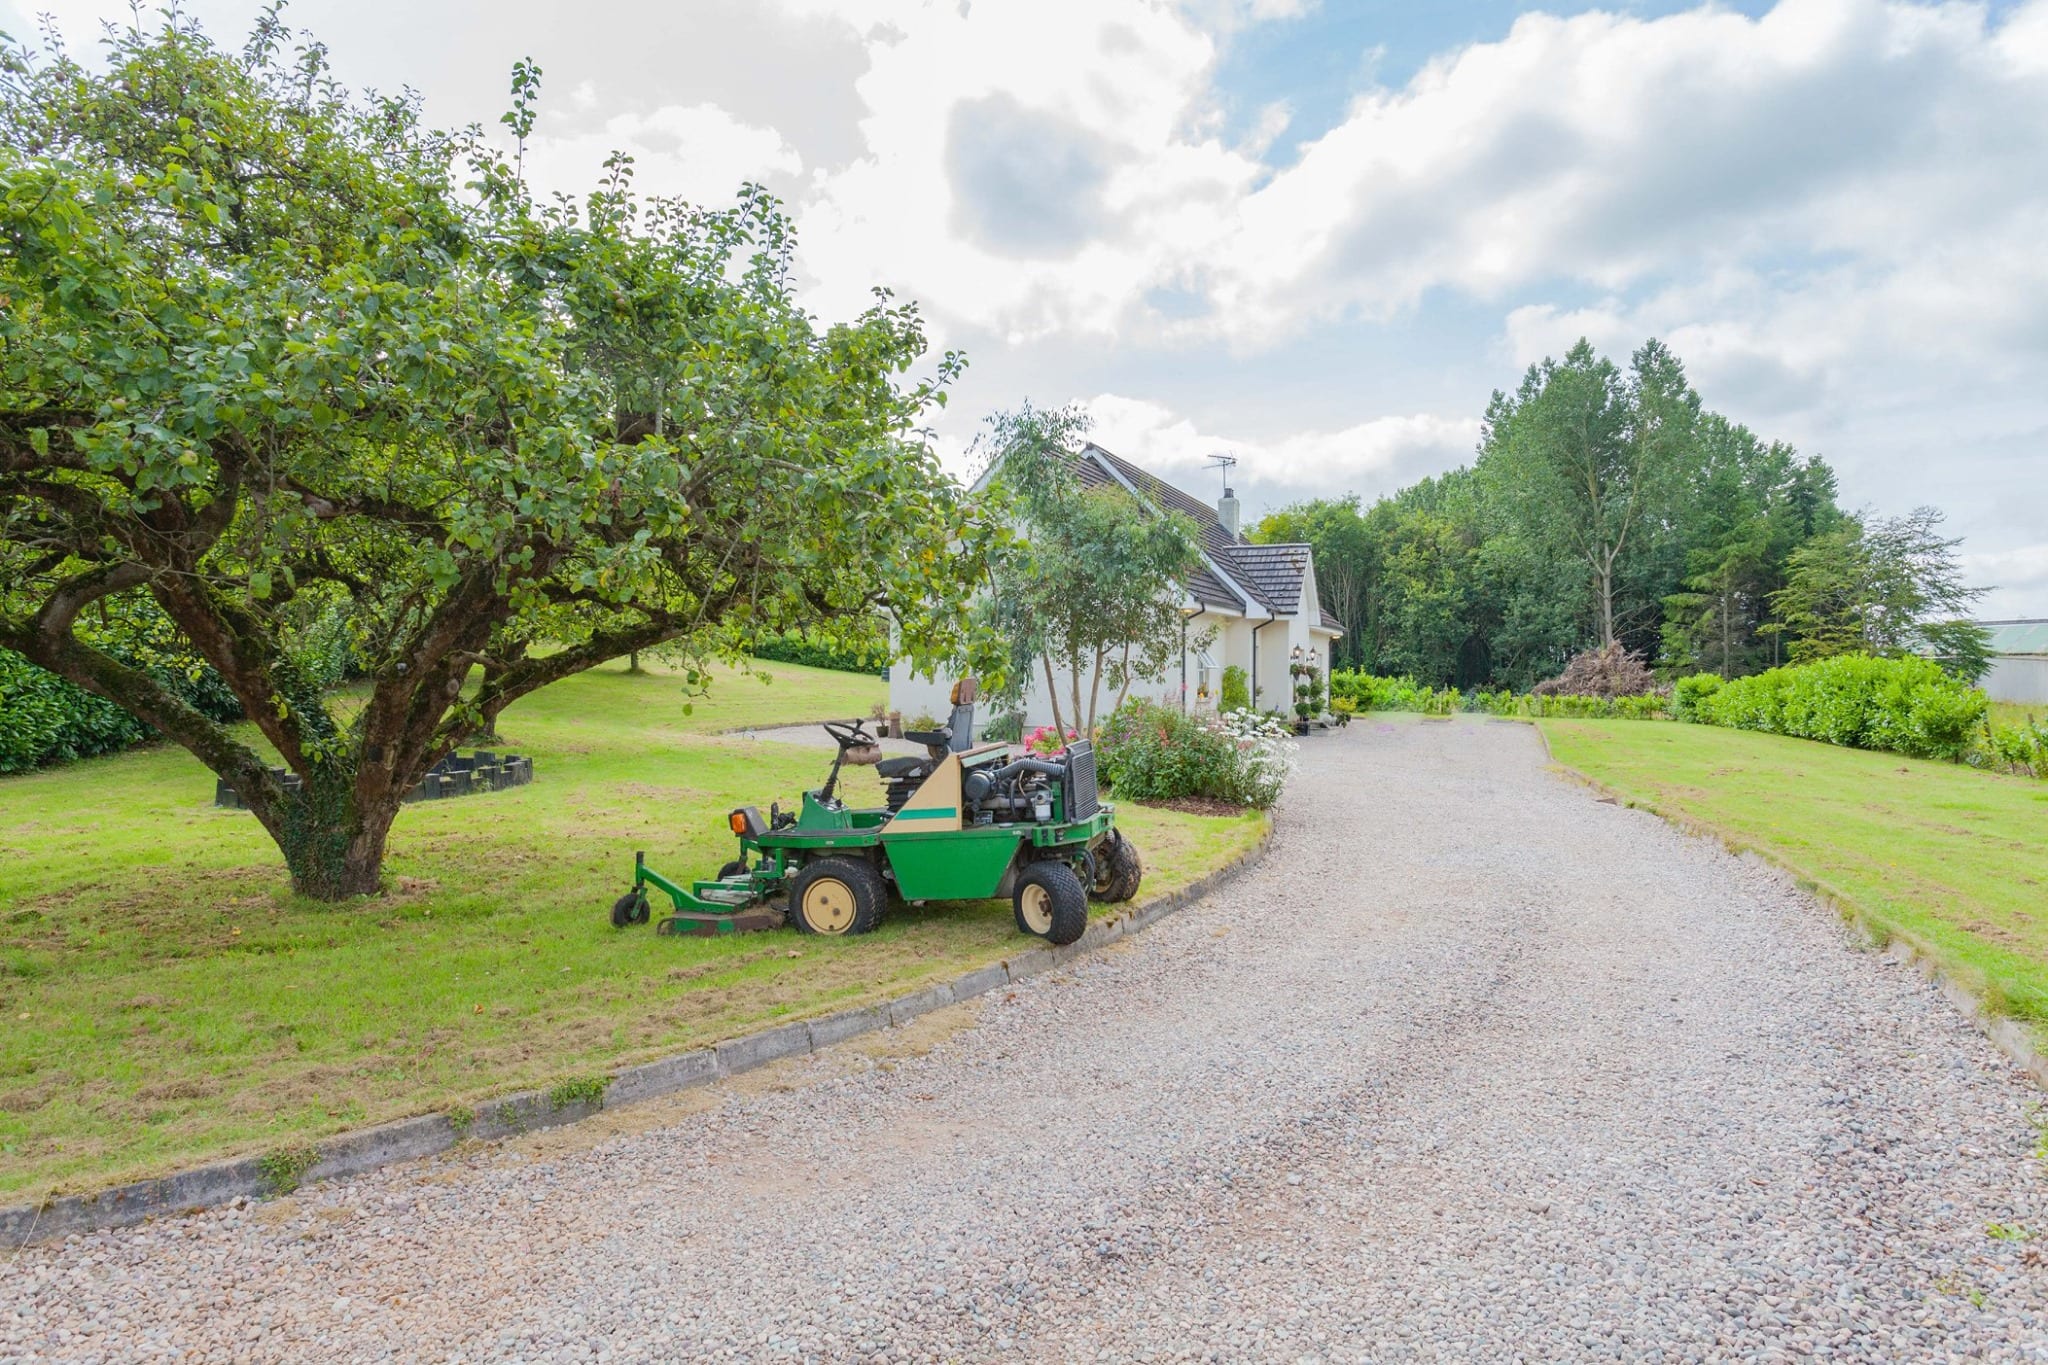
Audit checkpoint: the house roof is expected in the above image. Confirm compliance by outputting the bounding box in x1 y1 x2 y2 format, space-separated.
1073 443 1340 634
1072 446 1250 613
1983 619 2048 656
1224 541 1314 615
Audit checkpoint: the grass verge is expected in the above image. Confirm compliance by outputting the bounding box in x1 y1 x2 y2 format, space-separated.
0 657 1264 1198
1539 717 2048 1034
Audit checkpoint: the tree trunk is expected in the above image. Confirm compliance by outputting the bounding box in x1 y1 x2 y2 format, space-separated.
254 773 398 900
1595 560 1617 647
1085 644 1106 735
1109 641 1136 720
1068 648 1086 741
627 651 643 674
1040 653 1067 735
1720 581 1733 678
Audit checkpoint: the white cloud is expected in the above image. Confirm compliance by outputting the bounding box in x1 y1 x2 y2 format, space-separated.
784 0 1262 338
1965 545 2048 619
523 102 803 207
1080 393 1480 510
770 0 2048 374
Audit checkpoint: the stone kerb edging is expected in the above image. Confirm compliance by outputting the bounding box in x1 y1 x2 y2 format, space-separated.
2 822 1273 1249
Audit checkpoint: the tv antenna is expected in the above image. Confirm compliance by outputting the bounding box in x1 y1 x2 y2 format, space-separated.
1206 451 1239 496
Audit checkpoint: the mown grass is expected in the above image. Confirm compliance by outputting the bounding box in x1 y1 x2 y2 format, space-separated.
0 657 1263 1198
1540 717 2048 1032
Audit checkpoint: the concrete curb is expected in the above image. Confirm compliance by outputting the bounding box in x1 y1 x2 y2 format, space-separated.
2 819 1272 1249
1534 725 2048 1091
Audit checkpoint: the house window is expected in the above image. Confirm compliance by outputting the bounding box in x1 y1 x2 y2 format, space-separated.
1195 651 1216 704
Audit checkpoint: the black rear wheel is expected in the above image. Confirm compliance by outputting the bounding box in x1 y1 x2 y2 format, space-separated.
1014 862 1088 946
789 857 886 936
717 858 749 879
1089 833 1143 904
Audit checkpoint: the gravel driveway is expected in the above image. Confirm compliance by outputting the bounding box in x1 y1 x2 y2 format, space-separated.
10 716 2048 1362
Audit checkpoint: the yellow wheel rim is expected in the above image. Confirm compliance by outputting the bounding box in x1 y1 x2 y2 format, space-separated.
1019 882 1054 935
803 877 857 934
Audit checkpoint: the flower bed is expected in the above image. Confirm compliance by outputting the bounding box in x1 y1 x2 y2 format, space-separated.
1096 699 1297 808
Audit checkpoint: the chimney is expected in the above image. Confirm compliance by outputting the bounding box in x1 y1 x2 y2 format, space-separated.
1217 486 1241 539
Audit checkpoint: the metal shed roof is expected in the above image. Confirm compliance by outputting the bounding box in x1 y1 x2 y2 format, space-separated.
1984 619 2048 656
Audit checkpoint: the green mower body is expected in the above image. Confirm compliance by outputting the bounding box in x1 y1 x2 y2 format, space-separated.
611 698 1141 946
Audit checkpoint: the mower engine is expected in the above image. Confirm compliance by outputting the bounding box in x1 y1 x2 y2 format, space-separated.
962 759 1060 824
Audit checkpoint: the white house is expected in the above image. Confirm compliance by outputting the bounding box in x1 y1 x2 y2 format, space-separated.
890 442 1343 731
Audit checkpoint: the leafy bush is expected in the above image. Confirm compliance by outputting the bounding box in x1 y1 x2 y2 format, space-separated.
751 628 886 675
1 597 247 774
1532 643 1661 698
289 595 372 689
1327 669 1671 722
1328 671 1464 715
1979 717 2048 779
0 648 142 773
1025 725 1079 757
1096 699 1296 807
1220 665 1250 713
1672 673 1724 721
1692 653 1988 761
1463 686 1669 720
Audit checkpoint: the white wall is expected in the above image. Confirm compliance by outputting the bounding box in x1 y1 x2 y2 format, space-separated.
890 608 1255 734
887 577 1346 732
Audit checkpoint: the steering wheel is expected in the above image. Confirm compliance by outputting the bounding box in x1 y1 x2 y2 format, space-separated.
822 720 872 749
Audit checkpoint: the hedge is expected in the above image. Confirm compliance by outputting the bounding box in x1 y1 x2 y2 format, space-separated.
1679 654 1987 762
0 646 244 775
1328 671 1669 721
751 629 886 676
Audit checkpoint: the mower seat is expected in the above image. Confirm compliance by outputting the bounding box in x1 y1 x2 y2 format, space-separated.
876 756 927 779
904 726 951 748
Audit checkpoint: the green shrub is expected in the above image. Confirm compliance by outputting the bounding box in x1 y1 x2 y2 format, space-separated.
1096 698 1296 807
0 649 143 772
1519 692 1668 720
1459 686 1668 720
1694 654 1987 762
0 597 246 774
1327 671 1467 716
752 628 886 676
1672 673 1724 721
289 595 371 689
1220 665 1250 713
1979 717 2048 779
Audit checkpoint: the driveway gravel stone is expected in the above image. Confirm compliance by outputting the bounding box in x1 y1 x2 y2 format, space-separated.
8 715 2048 1362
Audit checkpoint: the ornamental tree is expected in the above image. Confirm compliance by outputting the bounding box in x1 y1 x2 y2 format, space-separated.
0 17 991 898
977 403 1204 736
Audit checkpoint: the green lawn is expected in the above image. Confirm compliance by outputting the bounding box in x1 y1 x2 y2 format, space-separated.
0 657 1264 1199
1541 717 2048 1032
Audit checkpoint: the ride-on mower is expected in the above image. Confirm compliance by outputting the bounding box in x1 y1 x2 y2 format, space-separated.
609 680 1142 946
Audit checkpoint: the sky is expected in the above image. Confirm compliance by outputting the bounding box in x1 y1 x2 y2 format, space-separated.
5 0 2044 614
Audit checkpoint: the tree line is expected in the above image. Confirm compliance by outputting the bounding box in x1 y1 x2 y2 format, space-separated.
1254 339 1984 690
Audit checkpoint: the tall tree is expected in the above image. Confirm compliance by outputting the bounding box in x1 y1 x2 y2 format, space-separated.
0 17 989 898
1480 339 1699 651
1250 497 1373 668
1772 507 1986 666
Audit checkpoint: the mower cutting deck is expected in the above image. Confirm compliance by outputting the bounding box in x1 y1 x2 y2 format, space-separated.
609 680 1142 945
